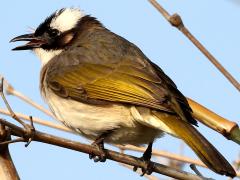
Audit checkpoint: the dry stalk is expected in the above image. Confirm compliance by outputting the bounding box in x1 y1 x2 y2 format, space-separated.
148 0 240 92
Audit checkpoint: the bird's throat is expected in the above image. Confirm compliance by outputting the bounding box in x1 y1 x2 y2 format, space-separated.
34 48 63 66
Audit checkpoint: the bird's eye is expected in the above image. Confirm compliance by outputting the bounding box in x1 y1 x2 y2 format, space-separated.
48 29 60 37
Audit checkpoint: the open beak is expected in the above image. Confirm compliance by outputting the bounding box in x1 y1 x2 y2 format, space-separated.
10 33 47 50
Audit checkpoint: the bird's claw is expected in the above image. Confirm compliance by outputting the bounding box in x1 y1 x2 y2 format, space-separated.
89 153 106 162
89 140 106 162
23 117 35 147
141 161 155 176
133 158 155 176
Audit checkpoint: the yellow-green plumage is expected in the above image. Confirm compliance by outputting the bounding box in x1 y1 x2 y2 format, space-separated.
152 111 236 177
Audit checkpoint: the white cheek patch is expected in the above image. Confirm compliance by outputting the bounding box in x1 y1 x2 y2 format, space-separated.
50 8 85 32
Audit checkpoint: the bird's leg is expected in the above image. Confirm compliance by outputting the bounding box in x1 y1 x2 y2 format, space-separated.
89 133 109 162
133 142 155 176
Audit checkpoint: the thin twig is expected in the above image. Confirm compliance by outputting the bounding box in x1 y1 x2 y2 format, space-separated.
4 79 54 118
190 164 205 177
0 137 25 146
0 108 71 133
0 78 30 132
0 78 36 146
167 142 185 171
119 145 206 168
148 0 240 92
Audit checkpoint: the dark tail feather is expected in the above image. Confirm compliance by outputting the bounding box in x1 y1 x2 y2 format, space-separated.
153 111 236 178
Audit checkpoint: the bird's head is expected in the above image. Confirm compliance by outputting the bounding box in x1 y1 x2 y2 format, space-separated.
10 8 85 65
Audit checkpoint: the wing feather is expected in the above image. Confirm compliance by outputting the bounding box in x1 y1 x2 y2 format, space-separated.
43 41 196 124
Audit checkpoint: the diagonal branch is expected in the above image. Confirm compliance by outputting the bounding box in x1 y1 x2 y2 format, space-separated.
148 0 240 92
0 118 206 180
0 108 70 133
5 82 54 118
118 145 206 168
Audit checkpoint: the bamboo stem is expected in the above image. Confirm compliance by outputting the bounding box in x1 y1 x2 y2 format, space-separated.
187 98 240 144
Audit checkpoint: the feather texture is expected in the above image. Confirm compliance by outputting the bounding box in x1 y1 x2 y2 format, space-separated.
152 111 236 177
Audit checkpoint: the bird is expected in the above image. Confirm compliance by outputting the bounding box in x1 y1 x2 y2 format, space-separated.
10 8 236 177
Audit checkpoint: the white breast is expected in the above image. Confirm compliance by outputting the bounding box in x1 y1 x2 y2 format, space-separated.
44 88 134 137
42 87 163 145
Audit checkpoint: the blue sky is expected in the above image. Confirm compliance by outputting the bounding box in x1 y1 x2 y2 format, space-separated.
0 1 239 179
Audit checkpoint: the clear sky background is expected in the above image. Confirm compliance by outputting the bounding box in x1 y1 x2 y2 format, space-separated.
0 1 239 180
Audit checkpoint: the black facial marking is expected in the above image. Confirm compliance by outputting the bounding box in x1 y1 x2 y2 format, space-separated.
48 29 60 38
33 8 76 50
41 30 75 50
32 9 104 51
34 8 65 37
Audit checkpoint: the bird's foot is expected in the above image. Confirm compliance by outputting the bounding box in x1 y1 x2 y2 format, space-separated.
133 157 155 176
89 137 106 162
133 142 154 176
23 116 35 147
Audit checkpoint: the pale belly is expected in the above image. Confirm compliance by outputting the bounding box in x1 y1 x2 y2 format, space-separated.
44 89 163 145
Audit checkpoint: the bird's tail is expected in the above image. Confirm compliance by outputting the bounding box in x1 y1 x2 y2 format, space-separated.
152 111 236 178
